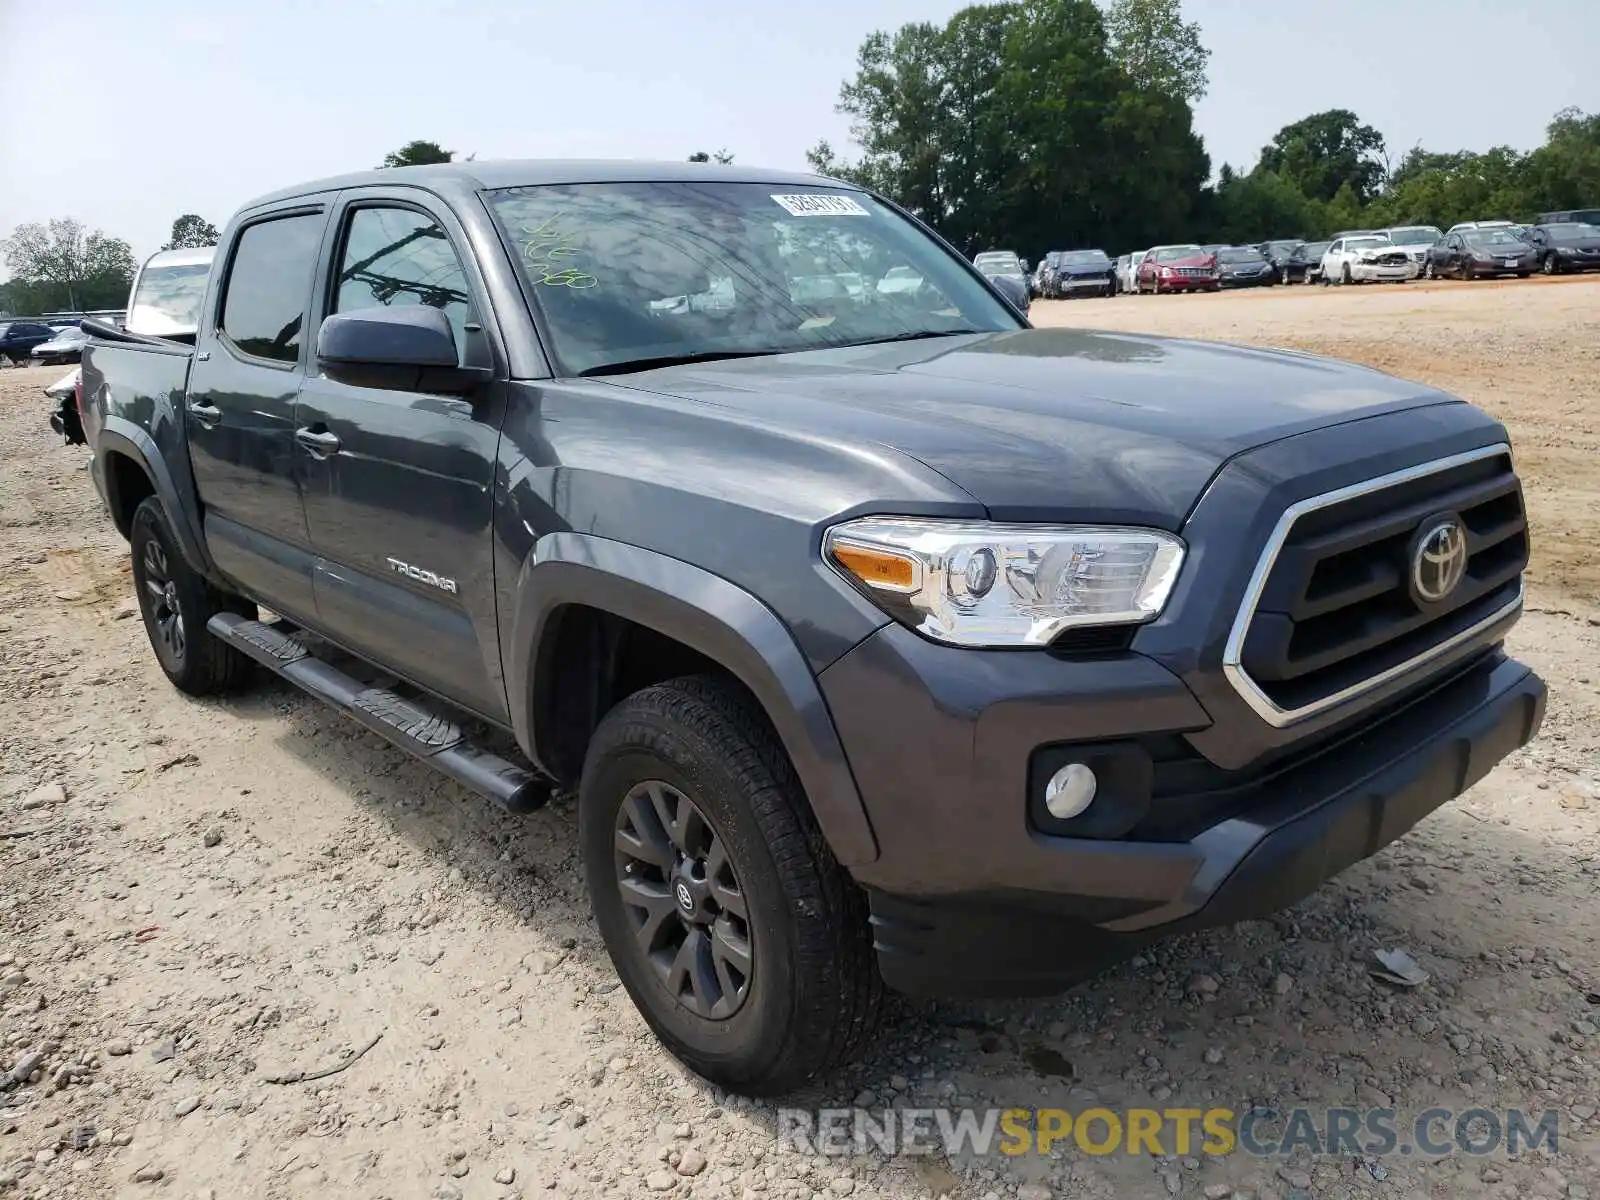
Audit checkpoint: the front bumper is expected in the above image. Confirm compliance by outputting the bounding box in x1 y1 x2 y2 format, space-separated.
831 641 1543 997
1349 261 1418 282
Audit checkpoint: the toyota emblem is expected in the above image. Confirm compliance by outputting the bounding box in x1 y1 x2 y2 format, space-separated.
1410 517 1468 604
674 881 694 912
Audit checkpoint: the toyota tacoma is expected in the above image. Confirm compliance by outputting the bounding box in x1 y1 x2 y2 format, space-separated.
77 161 1545 1095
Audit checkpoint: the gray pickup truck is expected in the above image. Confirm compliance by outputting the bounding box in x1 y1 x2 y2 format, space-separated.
78 160 1545 1095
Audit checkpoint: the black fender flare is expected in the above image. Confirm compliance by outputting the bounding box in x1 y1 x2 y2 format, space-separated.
506 531 880 868
96 416 216 580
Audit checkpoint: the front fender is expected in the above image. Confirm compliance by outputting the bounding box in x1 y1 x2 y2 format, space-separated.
97 416 216 580
507 532 879 867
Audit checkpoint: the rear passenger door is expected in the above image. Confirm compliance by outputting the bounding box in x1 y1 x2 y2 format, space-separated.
294 192 511 721
188 205 330 621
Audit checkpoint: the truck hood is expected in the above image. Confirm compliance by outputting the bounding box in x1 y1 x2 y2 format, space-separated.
605 328 1463 527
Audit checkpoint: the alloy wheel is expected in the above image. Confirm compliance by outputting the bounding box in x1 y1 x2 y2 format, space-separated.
140 539 186 667
614 779 753 1019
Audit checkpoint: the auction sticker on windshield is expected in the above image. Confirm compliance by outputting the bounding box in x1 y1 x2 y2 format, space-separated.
771 194 870 217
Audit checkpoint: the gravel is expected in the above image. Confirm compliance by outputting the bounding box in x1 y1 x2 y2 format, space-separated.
1 284 1599 1200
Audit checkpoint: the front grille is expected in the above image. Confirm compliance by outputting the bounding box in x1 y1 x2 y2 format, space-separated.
1373 252 1409 266
1226 446 1526 724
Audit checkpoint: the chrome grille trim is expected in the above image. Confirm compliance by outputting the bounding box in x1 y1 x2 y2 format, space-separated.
1222 443 1523 728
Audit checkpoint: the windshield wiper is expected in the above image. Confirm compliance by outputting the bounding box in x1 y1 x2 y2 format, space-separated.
827 328 985 350
578 349 781 377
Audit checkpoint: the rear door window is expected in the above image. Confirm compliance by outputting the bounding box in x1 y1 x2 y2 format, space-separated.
219 214 324 364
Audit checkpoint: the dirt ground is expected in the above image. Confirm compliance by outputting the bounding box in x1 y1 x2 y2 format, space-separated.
2 278 1598 1200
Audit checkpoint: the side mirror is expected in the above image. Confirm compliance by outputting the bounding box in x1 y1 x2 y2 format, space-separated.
316 305 489 395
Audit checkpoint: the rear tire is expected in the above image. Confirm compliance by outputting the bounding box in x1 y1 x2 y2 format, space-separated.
580 675 885 1096
129 498 256 696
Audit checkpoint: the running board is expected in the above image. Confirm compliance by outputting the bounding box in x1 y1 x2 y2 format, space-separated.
207 612 550 813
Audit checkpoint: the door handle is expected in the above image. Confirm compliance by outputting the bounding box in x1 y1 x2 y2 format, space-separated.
295 426 342 456
189 401 222 428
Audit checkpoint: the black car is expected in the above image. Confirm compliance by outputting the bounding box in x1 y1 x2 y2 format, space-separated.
1048 248 1116 297
0 320 58 363
1258 239 1310 283
1213 245 1276 287
1424 229 1538 279
1523 222 1600 274
1301 241 1333 283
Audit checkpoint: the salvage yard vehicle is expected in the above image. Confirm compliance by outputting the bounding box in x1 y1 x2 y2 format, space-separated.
1047 248 1116 297
1321 235 1416 284
1135 245 1218 293
1257 239 1311 284
1377 225 1444 273
1301 240 1332 283
0 319 58 363
1425 228 1538 279
1523 222 1600 273
30 324 88 365
1214 245 1277 288
79 160 1545 1095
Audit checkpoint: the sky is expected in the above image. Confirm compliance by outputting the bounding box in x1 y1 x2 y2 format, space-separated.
0 0 1594 265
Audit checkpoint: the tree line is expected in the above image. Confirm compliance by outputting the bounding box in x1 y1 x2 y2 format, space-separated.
808 0 1599 257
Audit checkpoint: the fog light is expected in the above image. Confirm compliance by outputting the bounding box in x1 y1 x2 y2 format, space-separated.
1043 762 1097 820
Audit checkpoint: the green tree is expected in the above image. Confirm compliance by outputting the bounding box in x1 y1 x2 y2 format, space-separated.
814 0 1208 256
378 140 454 168
1257 109 1387 205
1101 0 1211 103
163 213 220 250
687 149 735 164
1 218 137 312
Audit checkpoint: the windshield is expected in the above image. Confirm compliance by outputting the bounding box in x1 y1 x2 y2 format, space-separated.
1155 247 1201 262
1264 241 1304 254
1218 247 1265 263
487 182 1018 375
1060 250 1109 266
1386 226 1442 244
128 262 211 337
1468 230 1527 247
974 252 1023 273
1346 237 1388 251
1543 223 1598 238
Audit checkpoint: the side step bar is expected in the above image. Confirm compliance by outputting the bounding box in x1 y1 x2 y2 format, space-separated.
207 612 550 813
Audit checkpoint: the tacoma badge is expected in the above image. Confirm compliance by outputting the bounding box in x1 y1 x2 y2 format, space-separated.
386 558 458 594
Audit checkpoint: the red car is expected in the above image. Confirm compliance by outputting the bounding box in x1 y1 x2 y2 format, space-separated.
1134 246 1220 294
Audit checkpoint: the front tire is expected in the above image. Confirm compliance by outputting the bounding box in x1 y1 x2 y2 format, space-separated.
580 675 884 1095
1340 263 1354 286
129 498 255 696
1543 254 1560 275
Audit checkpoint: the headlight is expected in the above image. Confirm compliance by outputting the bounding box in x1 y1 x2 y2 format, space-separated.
823 517 1185 648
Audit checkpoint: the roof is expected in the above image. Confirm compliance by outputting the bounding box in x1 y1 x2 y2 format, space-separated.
140 246 216 269
240 158 843 212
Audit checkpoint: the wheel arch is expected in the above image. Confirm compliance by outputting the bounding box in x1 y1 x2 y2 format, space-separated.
506 532 880 867
96 417 214 578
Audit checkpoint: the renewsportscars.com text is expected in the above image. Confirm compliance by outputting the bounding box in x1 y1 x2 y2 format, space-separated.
777 1106 1560 1159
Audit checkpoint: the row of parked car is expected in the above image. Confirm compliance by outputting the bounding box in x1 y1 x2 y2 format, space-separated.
1007 205 1600 300
0 319 95 365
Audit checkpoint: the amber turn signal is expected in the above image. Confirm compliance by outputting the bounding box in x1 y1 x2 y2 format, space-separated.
831 542 919 592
